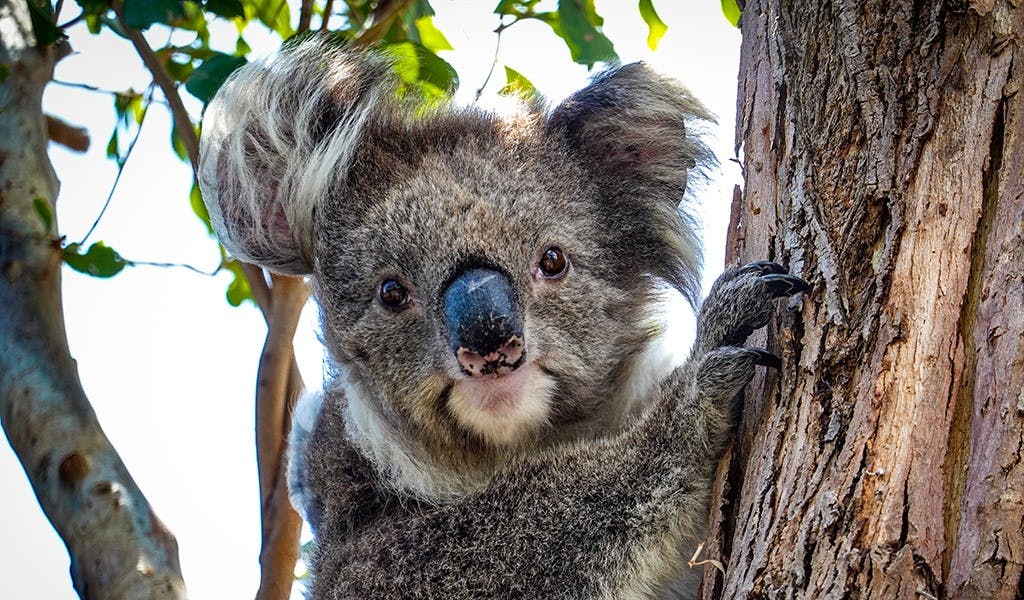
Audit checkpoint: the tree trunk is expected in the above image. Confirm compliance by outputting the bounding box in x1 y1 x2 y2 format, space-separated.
702 1 1024 598
0 3 187 598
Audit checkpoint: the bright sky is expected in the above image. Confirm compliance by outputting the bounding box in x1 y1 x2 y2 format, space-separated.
0 2 740 598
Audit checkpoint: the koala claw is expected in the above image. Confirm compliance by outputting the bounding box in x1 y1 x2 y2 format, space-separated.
759 273 811 298
746 348 782 370
739 260 787 276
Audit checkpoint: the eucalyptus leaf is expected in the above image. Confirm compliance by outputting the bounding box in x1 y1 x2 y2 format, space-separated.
206 0 246 20
224 259 254 306
638 0 667 50
63 242 130 278
555 0 616 67
184 53 247 103
721 0 741 27
499 66 537 100
415 16 453 52
32 197 53 232
190 180 214 235
122 0 186 30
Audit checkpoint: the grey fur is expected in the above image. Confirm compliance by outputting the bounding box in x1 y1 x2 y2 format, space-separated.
198 38 806 599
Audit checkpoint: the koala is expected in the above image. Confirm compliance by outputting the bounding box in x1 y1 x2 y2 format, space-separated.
199 38 808 599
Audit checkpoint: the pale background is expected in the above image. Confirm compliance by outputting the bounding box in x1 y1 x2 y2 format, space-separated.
0 2 741 598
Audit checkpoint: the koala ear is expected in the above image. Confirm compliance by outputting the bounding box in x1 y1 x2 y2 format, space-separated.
198 39 395 275
547 63 714 304
546 62 713 200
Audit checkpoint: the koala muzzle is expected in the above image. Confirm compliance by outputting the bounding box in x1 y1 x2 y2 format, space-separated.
442 268 526 378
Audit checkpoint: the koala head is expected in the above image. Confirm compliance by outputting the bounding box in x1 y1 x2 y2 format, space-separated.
200 39 712 492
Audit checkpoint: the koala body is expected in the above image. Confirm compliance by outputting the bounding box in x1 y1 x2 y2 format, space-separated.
200 39 807 599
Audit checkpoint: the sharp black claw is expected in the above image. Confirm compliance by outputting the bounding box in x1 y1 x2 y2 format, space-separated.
747 348 782 370
740 261 786 275
760 273 811 297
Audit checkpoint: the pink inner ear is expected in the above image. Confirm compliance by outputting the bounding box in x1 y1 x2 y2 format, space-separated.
267 202 292 240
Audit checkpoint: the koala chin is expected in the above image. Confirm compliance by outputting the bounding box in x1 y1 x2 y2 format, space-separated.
200 36 809 599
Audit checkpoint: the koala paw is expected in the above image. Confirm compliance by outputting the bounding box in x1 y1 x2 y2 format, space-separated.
694 261 809 352
693 346 780 411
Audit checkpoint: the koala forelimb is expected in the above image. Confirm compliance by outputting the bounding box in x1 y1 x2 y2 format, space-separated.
198 37 808 599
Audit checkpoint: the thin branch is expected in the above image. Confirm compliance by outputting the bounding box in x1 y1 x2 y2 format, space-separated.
128 259 221 277
114 1 200 170
298 0 314 34
51 78 111 93
321 0 334 30
353 0 414 47
57 12 85 29
474 18 510 102
78 85 154 247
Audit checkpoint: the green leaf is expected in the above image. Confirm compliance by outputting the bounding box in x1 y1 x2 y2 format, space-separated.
190 180 214 235
223 259 254 306
85 14 103 34
106 130 119 159
499 66 537 100
73 0 111 15
381 42 459 99
555 0 616 67
253 0 294 37
63 242 130 278
235 36 252 56
165 57 194 82
170 124 189 162
32 197 53 232
206 0 245 20
721 0 741 27
0 65 8 84
638 0 667 50
414 16 452 52
122 0 186 30
26 0 63 46
184 53 247 103
493 0 541 17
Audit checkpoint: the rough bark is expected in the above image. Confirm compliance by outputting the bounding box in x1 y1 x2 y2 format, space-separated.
702 1 1024 598
0 2 187 598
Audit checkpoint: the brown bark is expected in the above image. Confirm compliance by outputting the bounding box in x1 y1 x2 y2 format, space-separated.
254 274 308 600
0 3 186 598
702 1 1024 598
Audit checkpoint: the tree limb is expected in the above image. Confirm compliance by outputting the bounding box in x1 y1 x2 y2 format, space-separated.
0 3 186 598
45 114 89 152
113 1 199 172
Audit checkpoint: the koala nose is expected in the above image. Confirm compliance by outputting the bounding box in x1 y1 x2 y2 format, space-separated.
442 268 526 378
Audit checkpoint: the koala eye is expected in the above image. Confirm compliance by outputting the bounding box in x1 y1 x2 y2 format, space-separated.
377 278 410 309
538 246 569 279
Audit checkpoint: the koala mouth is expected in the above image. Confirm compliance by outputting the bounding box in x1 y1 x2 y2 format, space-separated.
447 364 555 446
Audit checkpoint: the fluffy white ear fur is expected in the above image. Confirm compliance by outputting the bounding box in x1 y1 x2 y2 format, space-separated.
198 39 394 274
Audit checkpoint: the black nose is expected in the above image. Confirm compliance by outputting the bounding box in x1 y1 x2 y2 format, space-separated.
442 268 526 377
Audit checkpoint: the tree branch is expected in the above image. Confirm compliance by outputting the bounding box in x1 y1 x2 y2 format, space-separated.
0 3 186 597
45 114 89 151
254 274 308 600
298 0 314 34
113 1 199 172
353 0 414 46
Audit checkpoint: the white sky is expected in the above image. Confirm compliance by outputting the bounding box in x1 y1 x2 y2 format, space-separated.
0 2 740 598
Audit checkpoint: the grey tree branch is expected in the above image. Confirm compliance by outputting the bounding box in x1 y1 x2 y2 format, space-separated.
0 2 187 598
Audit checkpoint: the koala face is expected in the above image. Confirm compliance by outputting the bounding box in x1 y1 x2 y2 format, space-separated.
313 118 649 450
198 39 712 488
